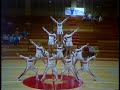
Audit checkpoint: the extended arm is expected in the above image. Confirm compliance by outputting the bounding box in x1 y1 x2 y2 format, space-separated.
16 53 28 59
29 39 38 47
50 16 58 24
61 17 69 24
87 55 96 62
42 27 50 35
79 43 89 51
70 29 78 36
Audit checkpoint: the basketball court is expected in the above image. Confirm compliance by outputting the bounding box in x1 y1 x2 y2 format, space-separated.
2 59 119 90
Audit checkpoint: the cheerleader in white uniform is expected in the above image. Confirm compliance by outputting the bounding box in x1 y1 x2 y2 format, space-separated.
63 29 78 56
77 54 97 81
16 53 39 81
56 44 64 60
74 44 89 66
42 27 56 53
41 54 58 81
61 55 80 82
50 16 69 44
29 39 45 64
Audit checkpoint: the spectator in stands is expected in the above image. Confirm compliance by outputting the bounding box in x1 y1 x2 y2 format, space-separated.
9 34 15 45
93 15 99 22
13 34 21 46
82 13 89 21
92 15 103 23
2 34 9 44
15 28 20 35
88 13 92 22
98 16 103 22
20 29 29 39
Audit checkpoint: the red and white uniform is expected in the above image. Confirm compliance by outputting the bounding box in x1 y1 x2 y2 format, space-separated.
75 45 88 61
35 46 44 58
81 56 96 70
18 55 39 80
50 17 68 35
56 44 64 58
77 55 97 80
64 30 77 46
41 54 58 81
61 56 79 81
30 40 44 58
42 27 56 45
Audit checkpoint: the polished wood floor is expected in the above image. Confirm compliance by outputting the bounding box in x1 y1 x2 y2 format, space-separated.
2 59 119 90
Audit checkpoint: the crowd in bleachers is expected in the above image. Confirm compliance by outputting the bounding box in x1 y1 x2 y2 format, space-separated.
82 13 103 22
1 28 29 46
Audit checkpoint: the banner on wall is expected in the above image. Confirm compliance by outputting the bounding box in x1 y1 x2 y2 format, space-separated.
65 7 85 16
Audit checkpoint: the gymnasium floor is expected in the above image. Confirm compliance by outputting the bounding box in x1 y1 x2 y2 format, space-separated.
2 59 119 90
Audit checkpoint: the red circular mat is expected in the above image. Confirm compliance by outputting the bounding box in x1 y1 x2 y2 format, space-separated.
23 74 83 89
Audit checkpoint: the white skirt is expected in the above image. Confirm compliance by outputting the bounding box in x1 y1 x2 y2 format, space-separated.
57 28 63 35
65 41 73 46
35 52 43 58
48 40 55 45
56 52 64 58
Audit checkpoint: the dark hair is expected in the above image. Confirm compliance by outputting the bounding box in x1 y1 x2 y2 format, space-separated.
82 51 89 58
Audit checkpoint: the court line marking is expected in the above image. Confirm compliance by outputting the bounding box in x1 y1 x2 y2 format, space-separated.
84 81 119 84
2 81 22 84
2 80 119 85
1 67 119 70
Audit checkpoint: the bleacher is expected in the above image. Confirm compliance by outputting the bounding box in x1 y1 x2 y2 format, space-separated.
2 16 119 61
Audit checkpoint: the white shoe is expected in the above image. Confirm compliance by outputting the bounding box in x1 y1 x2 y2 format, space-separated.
18 78 23 81
93 78 97 81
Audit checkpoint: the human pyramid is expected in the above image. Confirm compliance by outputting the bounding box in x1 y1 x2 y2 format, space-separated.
16 16 97 82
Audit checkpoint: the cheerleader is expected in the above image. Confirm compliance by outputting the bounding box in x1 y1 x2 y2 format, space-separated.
50 16 69 45
41 53 58 81
42 27 56 53
63 29 78 56
16 53 39 81
77 54 97 81
56 44 64 60
61 55 80 82
29 39 45 64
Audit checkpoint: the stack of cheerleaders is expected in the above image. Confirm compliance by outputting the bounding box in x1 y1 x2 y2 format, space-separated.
16 16 97 82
